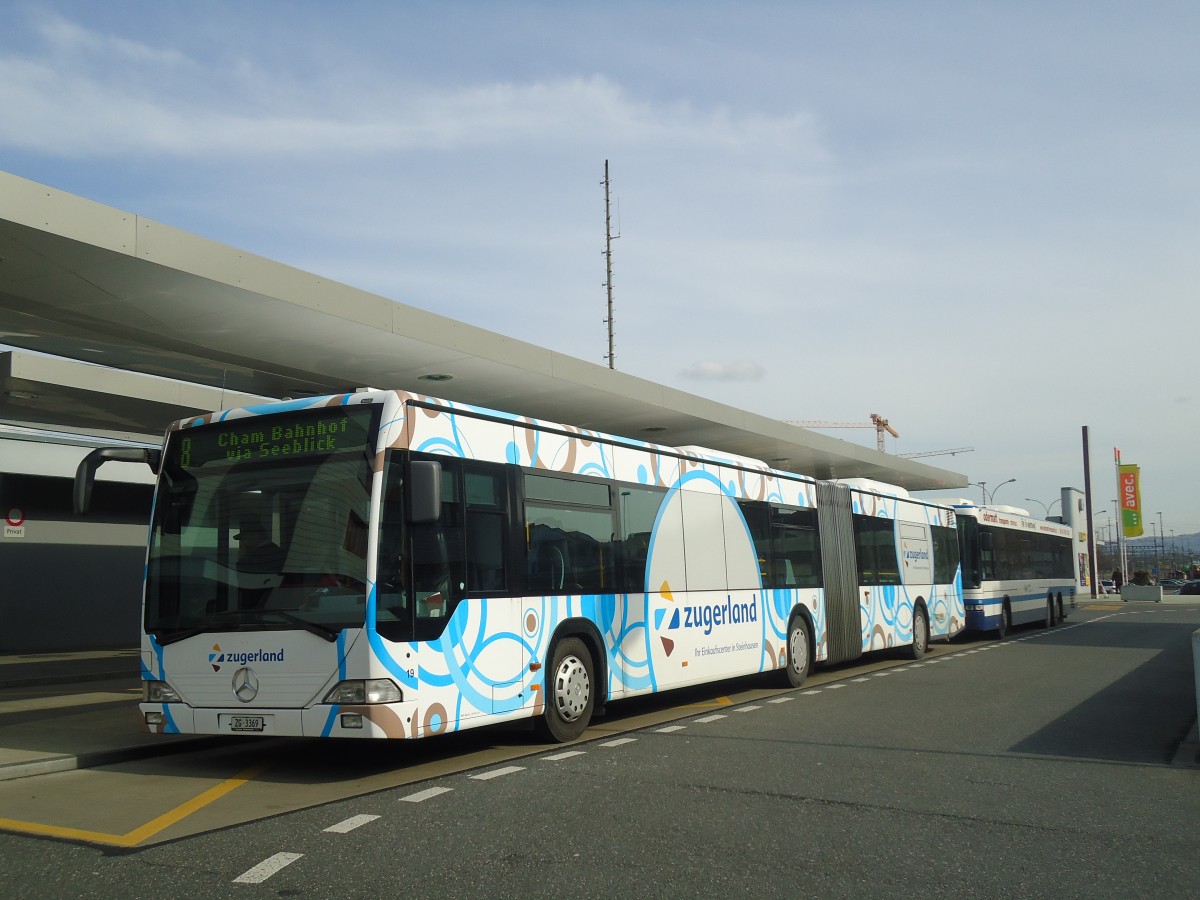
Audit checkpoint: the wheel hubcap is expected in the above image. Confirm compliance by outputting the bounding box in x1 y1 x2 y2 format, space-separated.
789 627 807 674
552 655 590 722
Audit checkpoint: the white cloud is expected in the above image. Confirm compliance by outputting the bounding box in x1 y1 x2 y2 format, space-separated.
0 14 826 163
679 359 765 381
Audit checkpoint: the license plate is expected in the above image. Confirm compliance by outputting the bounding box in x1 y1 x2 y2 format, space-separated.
229 715 265 732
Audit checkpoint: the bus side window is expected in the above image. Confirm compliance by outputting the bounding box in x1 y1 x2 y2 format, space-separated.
412 459 465 639
464 466 508 596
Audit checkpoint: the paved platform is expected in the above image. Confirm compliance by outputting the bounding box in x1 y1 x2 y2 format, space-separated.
0 650 210 781
1 594 1195 781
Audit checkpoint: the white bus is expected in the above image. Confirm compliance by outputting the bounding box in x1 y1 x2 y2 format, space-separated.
946 501 1075 636
77 389 964 742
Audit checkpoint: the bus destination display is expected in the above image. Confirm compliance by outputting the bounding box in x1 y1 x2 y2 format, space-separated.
176 407 376 468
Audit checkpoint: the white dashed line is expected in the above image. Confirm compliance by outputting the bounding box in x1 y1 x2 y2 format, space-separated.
852 677 871 682
768 696 795 703
694 713 727 723
233 853 303 884
541 750 587 761
734 705 762 712
803 688 822 694
826 683 847 689
872 671 890 677
600 737 638 748
400 786 453 803
470 765 525 780
656 724 687 732
324 814 380 834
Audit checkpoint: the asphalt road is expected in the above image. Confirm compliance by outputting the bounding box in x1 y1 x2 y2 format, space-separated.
1 603 1198 898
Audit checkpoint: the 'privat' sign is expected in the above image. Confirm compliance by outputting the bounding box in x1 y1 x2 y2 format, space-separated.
4 507 25 539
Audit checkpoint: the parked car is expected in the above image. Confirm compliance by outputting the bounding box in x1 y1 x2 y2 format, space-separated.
1159 578 1184 589
1179 581 1200 596
1099 580 1117 594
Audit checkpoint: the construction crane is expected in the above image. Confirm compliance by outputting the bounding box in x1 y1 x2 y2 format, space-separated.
898 447 975 459
784 414 899 452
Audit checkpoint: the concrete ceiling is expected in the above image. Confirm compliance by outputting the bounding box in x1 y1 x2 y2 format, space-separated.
0 170 967 491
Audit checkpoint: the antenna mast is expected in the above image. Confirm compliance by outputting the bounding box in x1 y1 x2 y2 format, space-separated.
602 160 618 369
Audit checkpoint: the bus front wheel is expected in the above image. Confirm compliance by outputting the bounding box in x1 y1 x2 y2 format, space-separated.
785 616 811 688
996 603 1011 639
537 637 595 743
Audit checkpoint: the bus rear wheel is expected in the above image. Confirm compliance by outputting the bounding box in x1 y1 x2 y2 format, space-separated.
537 637 595 743
909 606 928 660
785 616 811 688
996 602 1011 639
1044 598 1054 628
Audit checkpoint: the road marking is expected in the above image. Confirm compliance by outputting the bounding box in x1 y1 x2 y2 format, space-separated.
656 725 687 732
469 765 525 780
733 705 762 712
600 737 638 747
541 750 587 761
872 671 890 677
400 786 453 803
0 762 271 847
803 688 822 694
679 695 734 709
852 677 871 682
826 683 847 689
694 714 726 723
767 696 794 704
233 852 303 884
324 814 379 834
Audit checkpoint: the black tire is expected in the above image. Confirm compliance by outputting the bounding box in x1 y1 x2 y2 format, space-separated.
536 637 595 743
996 602 1011 639
1044 597 1054 628
1057 595 1066 623
784 615 811 688
909 605 929 659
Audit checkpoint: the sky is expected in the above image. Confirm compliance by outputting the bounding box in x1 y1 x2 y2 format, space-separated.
1 1 1198 537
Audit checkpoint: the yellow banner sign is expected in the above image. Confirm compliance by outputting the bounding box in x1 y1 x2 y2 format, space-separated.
1118 464 1143 537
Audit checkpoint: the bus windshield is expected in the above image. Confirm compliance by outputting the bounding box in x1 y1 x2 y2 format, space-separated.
144 404 380 644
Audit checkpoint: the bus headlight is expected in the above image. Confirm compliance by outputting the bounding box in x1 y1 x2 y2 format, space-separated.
143 681 181 703
323 679 402 705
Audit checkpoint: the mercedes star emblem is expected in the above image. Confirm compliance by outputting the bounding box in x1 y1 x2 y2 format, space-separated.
232 666 260 703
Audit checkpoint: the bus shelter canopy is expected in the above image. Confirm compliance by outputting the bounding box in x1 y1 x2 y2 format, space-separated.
0 171 966 491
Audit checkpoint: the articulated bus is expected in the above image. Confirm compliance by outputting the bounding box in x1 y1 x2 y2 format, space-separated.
77 389 964 743
943 501 1075 636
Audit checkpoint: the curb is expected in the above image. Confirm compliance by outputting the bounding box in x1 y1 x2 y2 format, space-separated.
0 735 228 782
0 670 140 690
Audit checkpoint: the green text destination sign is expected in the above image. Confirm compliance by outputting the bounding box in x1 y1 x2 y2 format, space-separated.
175 406 377 469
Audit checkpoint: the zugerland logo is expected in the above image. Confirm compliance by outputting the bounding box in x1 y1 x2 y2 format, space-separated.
665 595 758 636
208 644 284 673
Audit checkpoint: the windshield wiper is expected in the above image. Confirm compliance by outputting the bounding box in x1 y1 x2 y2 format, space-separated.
255 609 341 642
152 626 209 646
153 610 340 644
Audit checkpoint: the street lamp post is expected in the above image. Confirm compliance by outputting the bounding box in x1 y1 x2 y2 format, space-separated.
990 478 1016 505
969 482 987 505
1025 498 1049 518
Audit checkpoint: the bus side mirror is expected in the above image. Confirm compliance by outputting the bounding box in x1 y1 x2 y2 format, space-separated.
74 447 162 515
408 461 442 524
